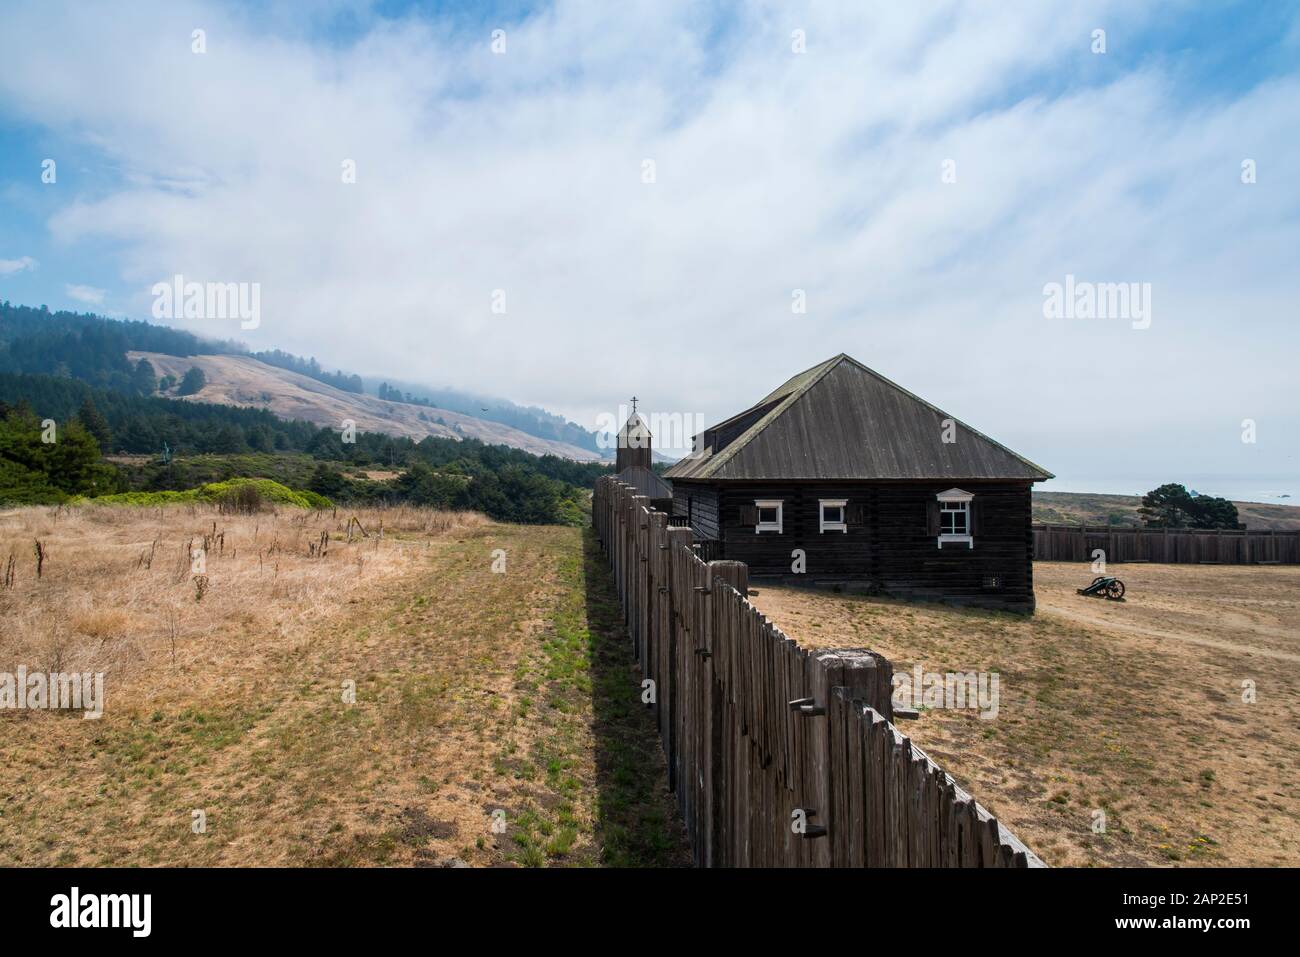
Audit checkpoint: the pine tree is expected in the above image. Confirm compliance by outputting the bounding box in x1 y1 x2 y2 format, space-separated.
76 398 114 452
178 366 207 396
209 424 246 454
132 358 157 395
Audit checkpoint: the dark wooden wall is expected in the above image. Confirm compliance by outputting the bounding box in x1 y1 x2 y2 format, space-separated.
674 480 1036 613
672 483 720 542
615 437 651 473
1033 524 1300 564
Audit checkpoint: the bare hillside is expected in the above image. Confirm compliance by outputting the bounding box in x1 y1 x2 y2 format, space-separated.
1034 490 1300 531
130 352 602 461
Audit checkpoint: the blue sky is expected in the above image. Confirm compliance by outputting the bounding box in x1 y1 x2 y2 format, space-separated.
1 1 1298 497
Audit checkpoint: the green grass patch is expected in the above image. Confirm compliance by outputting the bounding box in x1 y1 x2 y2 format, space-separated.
88 477 331 509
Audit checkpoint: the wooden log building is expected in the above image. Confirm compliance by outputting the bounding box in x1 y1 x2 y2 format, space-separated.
614 409 674 512
663 354 1053 612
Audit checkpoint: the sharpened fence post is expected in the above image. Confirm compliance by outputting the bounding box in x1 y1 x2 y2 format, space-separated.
663 525 693 796
705 561 746 866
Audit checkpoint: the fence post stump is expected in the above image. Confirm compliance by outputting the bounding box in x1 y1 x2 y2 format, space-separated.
811 649 891 866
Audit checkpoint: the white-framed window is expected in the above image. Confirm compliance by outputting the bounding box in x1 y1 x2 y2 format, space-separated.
819 498 848 533
755 499 783 534
936 488 974 548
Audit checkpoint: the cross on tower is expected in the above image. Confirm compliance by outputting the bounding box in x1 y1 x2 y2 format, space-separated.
630 396 638 414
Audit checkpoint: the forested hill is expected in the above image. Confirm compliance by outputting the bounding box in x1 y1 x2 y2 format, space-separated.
0 301 240 392
368 377 601 454
0 301 602 453
0 370 610 521
129 351 598 460
0 300 612 522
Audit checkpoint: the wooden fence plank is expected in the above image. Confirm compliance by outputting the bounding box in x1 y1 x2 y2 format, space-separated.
593 476 1044 869
1032 523 1300 565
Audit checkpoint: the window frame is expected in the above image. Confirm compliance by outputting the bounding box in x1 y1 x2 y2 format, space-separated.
819 498 848 534
935 488 974 548
754 499 783 534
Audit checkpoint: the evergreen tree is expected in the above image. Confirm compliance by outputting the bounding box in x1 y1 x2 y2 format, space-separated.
118 418 159 454
305 427 344 459
1138 483 1194 527
209 424 247 454
1140 483 1243 529
0 408 121 502
76 397 114 452
246 424 275 453
132 358 157 396
309 463 350 500
1189 495 1242 529
178 366 207 396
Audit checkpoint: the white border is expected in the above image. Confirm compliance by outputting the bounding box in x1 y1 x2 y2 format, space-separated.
936 488 974 548
819 498 848 533
755 499 783 534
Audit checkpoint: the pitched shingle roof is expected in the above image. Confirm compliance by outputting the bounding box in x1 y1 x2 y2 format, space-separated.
664 354 1052 482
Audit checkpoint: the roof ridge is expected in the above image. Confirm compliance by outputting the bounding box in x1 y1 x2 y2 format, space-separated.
701 354 848 477
617 411 650 436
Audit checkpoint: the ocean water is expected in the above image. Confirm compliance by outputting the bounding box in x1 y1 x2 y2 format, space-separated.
1041 476 1300 506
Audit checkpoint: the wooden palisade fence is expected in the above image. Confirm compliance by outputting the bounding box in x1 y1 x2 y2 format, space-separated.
593 476 1044 867
1033 523 1300 564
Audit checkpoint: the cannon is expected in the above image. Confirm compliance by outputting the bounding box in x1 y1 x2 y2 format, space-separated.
1077 576 1125 600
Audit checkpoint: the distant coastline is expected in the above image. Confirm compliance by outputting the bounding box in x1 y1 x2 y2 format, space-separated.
1041 478 1297 507
1033 490 1300 531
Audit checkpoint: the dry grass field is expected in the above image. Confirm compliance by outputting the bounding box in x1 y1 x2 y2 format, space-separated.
748 562 1300 867
8 502 1294 870
0 506 687 867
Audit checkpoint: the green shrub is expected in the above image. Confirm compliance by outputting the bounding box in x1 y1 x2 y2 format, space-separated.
90 478 331 510
217 482 265 514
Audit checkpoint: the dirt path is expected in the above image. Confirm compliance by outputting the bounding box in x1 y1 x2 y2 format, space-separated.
1039 598 1300 664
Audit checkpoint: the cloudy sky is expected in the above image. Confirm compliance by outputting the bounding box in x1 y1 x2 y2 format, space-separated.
0 0 1296 497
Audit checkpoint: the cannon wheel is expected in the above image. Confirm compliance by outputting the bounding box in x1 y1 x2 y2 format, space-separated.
1105 580 1125 600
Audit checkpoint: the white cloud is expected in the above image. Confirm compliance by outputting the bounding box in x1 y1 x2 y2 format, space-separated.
0 0 1296 488
0 255 38 276
65 283 107 305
